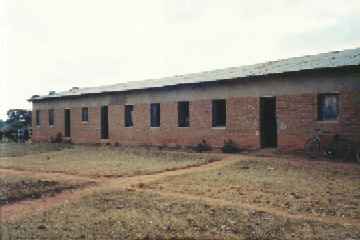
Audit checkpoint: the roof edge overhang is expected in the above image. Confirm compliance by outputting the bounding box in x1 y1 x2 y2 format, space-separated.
28 64 360 103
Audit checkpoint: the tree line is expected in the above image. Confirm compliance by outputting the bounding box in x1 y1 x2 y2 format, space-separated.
0 109 32 142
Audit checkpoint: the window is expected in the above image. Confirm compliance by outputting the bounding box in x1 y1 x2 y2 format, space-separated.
212 99 226 127
36 110 41 126
150 103 160 127
48 109 54 126
81 107 89 122
178 101 189 127
318 94 339 121
124 105 134 127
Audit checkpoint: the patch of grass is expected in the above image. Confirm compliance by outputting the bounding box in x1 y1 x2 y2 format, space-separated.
147 156 360 219
3 190 360 240
0 143 72 158
0 175 88 205
0 145 222 177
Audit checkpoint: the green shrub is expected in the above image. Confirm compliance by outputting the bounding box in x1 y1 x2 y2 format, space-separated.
193 139 211 153
50 132 63 143
222 139 240 153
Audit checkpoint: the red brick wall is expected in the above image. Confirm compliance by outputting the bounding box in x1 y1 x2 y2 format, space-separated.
32 107 100 143
277 92 360 150
107 98 260 148
277 94 316 150
71 107 100 143
32 92 360 150
32 109 63 142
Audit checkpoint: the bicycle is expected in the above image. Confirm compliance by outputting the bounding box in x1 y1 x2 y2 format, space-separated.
304 129 354 161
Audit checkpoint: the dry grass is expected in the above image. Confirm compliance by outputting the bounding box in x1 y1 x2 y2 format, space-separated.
0 145 221 177
0 143 72 158
3 189 360 240
2 144 360 239
146 156 360 220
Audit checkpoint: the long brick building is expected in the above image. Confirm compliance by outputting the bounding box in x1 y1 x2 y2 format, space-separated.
30 48 360 150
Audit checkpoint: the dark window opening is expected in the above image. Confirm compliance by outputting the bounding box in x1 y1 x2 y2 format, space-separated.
125 105 134 127
318 94 339 121
212 99 226 127
178 101 189 127
36 110 41 126
150 103 160 127
48 109 54 126
81 107 89 122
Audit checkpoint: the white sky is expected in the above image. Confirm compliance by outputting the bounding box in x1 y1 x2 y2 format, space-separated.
1 0 360 120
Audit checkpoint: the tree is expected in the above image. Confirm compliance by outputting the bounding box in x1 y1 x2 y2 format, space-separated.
0 120 4 141
6 109 32 124
0 109 31 141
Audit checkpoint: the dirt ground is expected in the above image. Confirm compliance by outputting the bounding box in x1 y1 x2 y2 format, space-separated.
1 143 360 239
4 189 360 240
147 156 360 220
0 144 221 177
0 143 72 158
0 174 92 206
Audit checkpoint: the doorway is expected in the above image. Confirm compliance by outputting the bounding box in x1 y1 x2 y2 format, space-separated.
64 109 71 138
260 97 277 148
100 106 109 139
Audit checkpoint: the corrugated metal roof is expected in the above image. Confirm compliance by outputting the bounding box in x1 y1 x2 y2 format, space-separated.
30 47 360 101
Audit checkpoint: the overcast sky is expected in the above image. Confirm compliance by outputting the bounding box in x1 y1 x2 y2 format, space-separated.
1 0 360 119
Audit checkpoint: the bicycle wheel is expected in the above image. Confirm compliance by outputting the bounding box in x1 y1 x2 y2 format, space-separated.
304 139 321 159
356 150 360 163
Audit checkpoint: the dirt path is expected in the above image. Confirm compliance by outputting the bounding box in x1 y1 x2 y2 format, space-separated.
0 168 97 183
138 189 360 228
2 156 360 228
0 157 235 222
